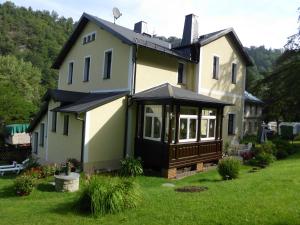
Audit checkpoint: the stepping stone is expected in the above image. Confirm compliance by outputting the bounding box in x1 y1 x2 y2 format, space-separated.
162 183 175 187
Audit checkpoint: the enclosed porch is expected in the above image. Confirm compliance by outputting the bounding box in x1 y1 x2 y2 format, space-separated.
132 83 230 178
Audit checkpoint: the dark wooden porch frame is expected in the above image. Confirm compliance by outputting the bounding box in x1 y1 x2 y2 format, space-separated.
134 99 224 170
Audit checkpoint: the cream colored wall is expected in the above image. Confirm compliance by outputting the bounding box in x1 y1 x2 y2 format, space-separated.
58 21 131 92
135 47 194 92
84 97 126 172
46 100 82 164
32 114 48 164
198 35 247 144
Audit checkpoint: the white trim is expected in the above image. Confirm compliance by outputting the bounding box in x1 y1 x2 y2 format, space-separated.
83 55 91 82
67 60 74 85
201 113 217 140
102 48 113 79
83 112 90 163
143 105 162 141
199 88 243 99
128 46 134 94
196 47 202 93
178 115 198 143
82 31 96 44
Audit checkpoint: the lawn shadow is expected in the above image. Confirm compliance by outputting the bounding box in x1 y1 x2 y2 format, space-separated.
198 178 221 183
37 183 55 192
51 199 92 218
0 185 16 198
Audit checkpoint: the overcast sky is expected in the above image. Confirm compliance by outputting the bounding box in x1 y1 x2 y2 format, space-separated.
2 0 299 48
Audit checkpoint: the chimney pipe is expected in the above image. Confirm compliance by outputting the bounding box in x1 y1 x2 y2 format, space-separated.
181 14 199 46
134 21 148 34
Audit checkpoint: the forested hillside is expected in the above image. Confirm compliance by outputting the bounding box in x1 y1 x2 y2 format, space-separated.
0 2 73 123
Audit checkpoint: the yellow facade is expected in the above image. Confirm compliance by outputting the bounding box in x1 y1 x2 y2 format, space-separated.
83 97 126 172
135 47 194 92
198 36 246 144
58 22 131 92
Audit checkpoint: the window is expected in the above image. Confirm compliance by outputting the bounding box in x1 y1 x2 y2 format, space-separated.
213 56 219 79
228 113 235 135
231 63 237 84
33 132 38 154
103 50 112 79
178 107 198 142
144 105 162 141
68 62 74 84
63 115 69 136
52 111 57 132
201 109 216 140
83 32 96 44
248 122 252 133
39 123 45 147
255 106 258 115
177 62 185 84
83 57 90 82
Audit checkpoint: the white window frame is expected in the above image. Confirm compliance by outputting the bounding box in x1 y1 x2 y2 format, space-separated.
212 55 220 80
143 105 162 141
82 31 96 44
67 60 74 84
102 48 113 80
201 114 216 141
178 114 198 143
177 61 186 84
83 56 91 82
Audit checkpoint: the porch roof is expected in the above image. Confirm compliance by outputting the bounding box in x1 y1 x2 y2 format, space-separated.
132 83 232 106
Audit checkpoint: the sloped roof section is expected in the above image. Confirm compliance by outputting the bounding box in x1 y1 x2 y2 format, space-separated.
28 89 128 132
132 83 232 106
52 13 191 69
244 91 264 104
52 91 128 113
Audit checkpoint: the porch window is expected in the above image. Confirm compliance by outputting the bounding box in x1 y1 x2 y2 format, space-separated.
179 107 198 142
164 105 175 143
201 109 216 140
144 105 162 141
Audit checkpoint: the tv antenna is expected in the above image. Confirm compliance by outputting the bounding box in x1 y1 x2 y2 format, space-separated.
113 7 122 24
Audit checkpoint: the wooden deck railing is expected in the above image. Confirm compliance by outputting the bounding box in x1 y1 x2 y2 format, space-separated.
168 140 222 168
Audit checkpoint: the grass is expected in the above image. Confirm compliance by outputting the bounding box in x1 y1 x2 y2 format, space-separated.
1 144 300 225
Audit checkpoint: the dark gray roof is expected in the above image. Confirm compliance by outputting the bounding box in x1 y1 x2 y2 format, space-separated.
52 91 128 113
132 83 232 106
42 89 89 103
52 13 191 69
244 91 264 104
28 89 128 132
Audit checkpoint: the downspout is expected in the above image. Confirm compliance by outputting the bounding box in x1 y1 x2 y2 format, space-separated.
123 45 138 158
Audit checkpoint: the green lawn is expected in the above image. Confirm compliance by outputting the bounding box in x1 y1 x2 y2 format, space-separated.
1 148 300 225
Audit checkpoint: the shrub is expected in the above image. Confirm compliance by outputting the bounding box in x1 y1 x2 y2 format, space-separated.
120 157 143 177
240 151 255 161
254 141 277 156
77 176 141 217
217 157 240 180
14 175 36 196
249 152 275 168
41 164 58 178
280 125 294 140
23 167 43 179
276 149 289 159
26 156 40 170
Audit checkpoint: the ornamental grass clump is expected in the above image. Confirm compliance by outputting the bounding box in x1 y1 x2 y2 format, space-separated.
217 157 241 180
77 175 141 217
120 157 143 177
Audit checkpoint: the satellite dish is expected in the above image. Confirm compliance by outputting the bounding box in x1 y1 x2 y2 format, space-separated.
113 7 122 23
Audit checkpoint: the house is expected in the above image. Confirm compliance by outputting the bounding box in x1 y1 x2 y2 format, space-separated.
243 91 263 135
28 13 253 178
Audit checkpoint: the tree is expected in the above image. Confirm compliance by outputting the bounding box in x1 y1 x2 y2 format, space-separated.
0 55 42 123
